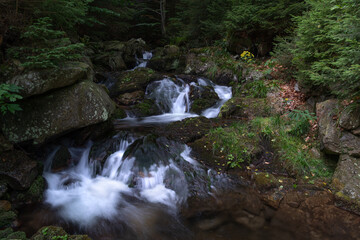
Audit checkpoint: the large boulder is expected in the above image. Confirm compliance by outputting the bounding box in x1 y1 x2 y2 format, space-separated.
0 150 38 190
7 62 92 98
1 81 115 144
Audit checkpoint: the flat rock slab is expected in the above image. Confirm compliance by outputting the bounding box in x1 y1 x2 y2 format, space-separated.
0 150 37 190
1 81 115 144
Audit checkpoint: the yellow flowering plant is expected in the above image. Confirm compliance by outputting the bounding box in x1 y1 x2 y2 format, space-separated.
240 51 254 63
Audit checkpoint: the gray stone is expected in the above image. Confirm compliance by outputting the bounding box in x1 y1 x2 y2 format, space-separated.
8 62 91 98
1 81 115 144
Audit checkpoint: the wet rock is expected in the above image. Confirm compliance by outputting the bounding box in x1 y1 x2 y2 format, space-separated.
190 85 219 114
339 107 360 130
0 150 37 190
103 41 126 52
219 97 271 119
112 108 127 119
7 62 92 98
31 226 91 240
1 81 115 144
52 146 71 171
110 68 160 97
116 90 145 106
123 38 147 68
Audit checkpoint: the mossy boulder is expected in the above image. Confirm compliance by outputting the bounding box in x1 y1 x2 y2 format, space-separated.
189 85 219 114
1 81 115 144
147 45 185 72
110 68 160 97
31 226 91 240
219 97 271 119
0 150 38 190
7 62 92 98
129 99 162 117
25 176 45 202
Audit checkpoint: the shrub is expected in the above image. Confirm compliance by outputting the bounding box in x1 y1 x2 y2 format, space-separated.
292 0 360 99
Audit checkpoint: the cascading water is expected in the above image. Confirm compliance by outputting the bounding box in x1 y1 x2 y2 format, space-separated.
119 77 232 125
132 51 153 70
40 134 219 239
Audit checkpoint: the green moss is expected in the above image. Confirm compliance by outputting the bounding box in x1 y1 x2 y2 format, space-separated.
26 176 45 201
7 231 27 240
112 108 127 119
0 211 16 227
0 228 13 238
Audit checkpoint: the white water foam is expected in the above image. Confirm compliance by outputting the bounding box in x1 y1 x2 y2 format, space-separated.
43 139 197 226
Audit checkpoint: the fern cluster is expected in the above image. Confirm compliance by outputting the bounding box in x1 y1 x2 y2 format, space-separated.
8 17 84 69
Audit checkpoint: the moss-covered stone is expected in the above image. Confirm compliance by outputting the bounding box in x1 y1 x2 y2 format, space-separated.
110 68 160 97
1 81 115 144
130 99 161 117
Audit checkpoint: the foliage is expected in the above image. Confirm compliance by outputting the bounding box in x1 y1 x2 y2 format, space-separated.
0 84 22 115
208 123 254 168
243 79 269 98
287 109 316 137
7 17 84 69
251 117 332 178
292 0 360 99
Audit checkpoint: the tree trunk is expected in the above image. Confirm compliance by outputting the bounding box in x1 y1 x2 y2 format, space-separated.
160 0 166 36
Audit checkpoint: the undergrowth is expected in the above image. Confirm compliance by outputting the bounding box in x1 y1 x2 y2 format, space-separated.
208 115 333 179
